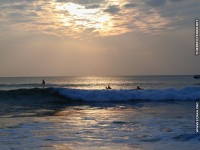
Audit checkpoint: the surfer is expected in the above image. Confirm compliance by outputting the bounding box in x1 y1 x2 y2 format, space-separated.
136 86 143 90
42 80 45 85
106 85 112 90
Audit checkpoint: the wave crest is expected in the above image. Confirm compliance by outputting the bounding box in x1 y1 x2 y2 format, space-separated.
1 87 200 102
55 86 200 101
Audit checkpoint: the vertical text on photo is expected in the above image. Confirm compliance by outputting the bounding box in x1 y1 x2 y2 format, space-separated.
195 19 199 56
196 102 199 133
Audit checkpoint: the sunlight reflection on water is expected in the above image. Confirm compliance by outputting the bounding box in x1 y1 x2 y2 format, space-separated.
0 102 198 150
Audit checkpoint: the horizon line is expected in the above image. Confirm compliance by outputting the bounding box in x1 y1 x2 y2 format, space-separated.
0 74 198 78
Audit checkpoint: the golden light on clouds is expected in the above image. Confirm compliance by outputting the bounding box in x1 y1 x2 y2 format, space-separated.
53 0 169 36
55 2 115 36
0 0 171 38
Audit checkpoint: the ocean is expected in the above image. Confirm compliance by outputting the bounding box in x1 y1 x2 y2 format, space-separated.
0 76 200 149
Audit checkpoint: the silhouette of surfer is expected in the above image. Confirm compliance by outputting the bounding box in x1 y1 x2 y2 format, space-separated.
42 80 45 85
136 86 143 90
106 85 112 90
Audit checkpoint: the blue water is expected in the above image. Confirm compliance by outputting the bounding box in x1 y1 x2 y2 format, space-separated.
0 76 200 149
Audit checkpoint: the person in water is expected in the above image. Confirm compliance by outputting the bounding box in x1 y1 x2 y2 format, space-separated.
106 85 112 89
136 86 143 90
42 80 45 85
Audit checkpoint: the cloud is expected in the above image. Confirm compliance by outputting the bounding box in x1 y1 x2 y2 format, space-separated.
169 0 185 2
0 0 198 38
123 3 136 8
11 4 28 10
56 0 104 5
0 0 170 37
85 4 101 9
0 0 36 4
104 5 120 14
153 0 200 28
146 0 167 7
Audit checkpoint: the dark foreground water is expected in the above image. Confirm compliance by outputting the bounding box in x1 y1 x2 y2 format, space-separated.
0 76 200 149
0 100 199 150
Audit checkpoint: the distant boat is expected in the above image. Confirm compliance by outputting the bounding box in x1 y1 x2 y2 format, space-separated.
193 75 200 79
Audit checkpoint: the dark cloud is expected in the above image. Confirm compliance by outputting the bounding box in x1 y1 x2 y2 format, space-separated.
0 0 36 3
12 4 28 10
123 3 136 8
0 0 18 3
170 0 185 2
56 0 105 5
7 12 37 23
146 0 167 7
25 0 37 1
85 4 101 9
145 0 199 31
104 5 120 14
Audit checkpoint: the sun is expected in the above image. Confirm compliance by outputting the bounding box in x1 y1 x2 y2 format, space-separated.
55 2 113 35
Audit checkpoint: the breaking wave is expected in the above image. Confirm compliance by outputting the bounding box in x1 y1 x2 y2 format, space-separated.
56 87 200 101
1 86 199 102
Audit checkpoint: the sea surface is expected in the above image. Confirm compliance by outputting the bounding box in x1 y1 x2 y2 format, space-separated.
0 76 200 149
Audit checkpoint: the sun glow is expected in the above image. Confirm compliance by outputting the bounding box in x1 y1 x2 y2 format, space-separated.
55 2 112 35
17 0 170 37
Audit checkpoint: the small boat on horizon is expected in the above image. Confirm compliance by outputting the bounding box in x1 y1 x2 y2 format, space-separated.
193 75 200 79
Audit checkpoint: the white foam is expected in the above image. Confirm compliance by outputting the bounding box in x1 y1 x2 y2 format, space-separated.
55 86 200 101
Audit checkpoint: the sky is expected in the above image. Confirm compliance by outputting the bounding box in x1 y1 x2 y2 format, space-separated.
0 0 199 76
